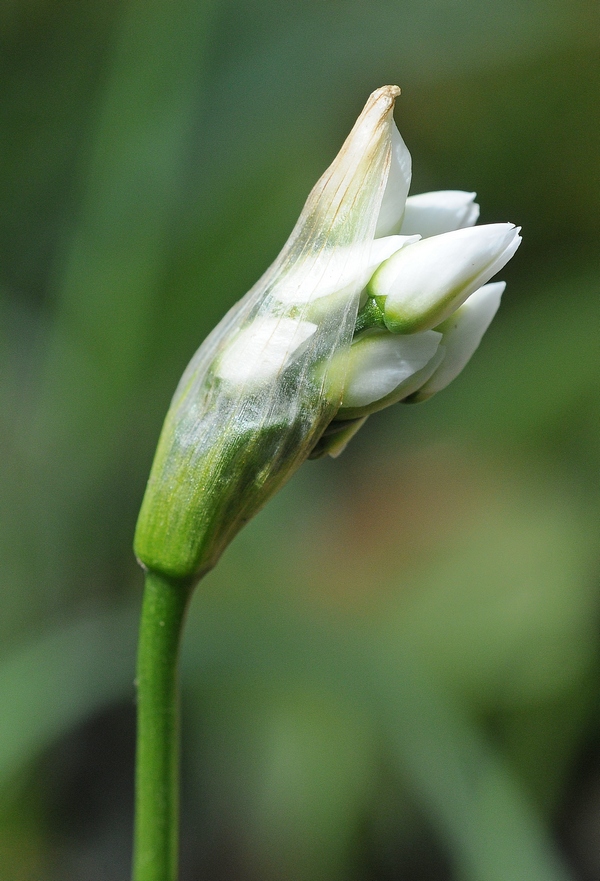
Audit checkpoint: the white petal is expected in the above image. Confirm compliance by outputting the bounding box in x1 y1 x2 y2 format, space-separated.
414 281 505 399
215 317 317 387
341 329 441 408
273 234 419 305
370 223 521 333
375 122 412 238
399 190 480 238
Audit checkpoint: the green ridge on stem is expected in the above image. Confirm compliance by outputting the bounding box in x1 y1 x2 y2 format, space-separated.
132 570 194 881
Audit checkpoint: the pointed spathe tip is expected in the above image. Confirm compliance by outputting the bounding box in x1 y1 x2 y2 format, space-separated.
365 85 401 114
372 84 401 100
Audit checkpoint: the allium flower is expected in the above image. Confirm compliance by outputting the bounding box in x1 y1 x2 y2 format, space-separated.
134 86 521 581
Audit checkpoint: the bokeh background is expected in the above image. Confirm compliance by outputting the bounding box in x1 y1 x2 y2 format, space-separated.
1 0 600 878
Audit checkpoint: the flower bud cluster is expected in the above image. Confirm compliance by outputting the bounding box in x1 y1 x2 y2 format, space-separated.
322 216 520 446
135 86 521 579
314 135 521 455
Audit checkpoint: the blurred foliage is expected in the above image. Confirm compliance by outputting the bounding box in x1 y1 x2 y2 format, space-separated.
1 0 599 878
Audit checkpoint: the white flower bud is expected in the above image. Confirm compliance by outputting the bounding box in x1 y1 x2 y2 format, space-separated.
374 123 412 238
273 234 419 307
335 328 442 418
409 281 505 402
370 222 521 334
399 190 480 238
215 317 317 387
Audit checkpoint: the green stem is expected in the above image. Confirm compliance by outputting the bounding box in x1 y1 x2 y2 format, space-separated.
132 570 194 881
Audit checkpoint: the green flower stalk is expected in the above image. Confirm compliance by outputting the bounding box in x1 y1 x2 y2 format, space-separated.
131 85 521 881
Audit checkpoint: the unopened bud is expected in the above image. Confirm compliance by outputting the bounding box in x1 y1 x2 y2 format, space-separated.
399 190 479 238
407 281 505 402
369 223 521 333
335 328 442 419
214 317 317 387
273 234 418 309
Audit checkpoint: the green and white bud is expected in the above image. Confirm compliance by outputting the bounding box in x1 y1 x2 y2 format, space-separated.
214 317 317 387
135 85 404 581
407 281 505 402
399 190 480 238
369 222 521 334
335 328 443 419
273 234 419 309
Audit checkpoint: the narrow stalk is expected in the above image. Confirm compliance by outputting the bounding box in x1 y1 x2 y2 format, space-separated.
132 570 193 881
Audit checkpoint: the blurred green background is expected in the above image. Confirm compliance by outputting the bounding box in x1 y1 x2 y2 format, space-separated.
1 0 599 878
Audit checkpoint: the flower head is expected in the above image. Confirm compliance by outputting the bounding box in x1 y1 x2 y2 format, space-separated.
134 86 521 580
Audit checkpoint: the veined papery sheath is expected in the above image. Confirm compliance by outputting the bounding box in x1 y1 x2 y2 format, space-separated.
134 86 406 581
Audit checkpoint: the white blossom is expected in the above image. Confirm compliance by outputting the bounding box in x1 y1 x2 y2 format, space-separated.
369 223 521 334
400 190 480 238
410 281 505 401
215 317 317 387
339 329 442 411
272 234 419 306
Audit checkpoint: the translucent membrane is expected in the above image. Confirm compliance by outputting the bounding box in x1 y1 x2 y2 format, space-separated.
135 86 402 579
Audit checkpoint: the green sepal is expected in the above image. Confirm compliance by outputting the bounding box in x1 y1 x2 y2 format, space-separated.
354 297 387 336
